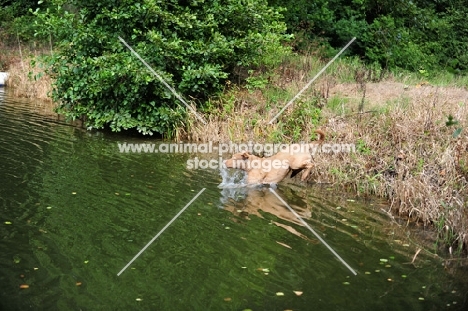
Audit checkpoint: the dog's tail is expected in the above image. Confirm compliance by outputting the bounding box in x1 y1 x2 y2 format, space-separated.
315 129 325 143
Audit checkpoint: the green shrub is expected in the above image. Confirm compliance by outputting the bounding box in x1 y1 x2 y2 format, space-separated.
33 0 290 136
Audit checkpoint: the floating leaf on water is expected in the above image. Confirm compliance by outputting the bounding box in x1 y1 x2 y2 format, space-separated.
4 221 12 225
76 282 82 286
418 297 425 301
276 241 292 249
379 259 388 263
19 284 29 289
365 272 371 275
224 297 232 302
276 292 284 296
293 291 303 296
46 206 52 210
343 282 350 285
136 298 142 301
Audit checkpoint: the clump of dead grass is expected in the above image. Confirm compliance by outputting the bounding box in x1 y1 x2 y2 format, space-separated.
311 83 468 250
8 58 53 101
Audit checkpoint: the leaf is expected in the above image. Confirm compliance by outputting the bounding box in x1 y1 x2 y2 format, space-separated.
276 292 284 296
20 284 29 289
4 221 12 225
452 128 462 138
293 291 303 296
276 241 292 249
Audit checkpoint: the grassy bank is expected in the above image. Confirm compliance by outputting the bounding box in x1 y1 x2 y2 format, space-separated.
188 53 468 252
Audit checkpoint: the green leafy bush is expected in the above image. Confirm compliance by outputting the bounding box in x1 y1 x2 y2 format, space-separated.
33 0 289 135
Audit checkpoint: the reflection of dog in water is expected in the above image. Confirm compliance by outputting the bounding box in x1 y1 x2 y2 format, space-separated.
223 130 325 184
220 186 318 243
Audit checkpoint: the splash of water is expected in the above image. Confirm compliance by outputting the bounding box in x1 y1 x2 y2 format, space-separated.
218 166 247 189
218 167 249 205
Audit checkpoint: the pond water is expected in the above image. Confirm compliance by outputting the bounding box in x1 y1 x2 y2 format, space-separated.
0 88 467 310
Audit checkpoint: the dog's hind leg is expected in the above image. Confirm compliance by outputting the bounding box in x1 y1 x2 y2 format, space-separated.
301 163 313 181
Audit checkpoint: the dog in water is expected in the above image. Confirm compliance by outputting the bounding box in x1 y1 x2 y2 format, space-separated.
223 130 325 184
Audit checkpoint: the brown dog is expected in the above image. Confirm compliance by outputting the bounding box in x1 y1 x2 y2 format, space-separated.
224 130 325 184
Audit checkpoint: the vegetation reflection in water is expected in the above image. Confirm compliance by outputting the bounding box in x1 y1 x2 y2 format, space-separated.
0 96 467 310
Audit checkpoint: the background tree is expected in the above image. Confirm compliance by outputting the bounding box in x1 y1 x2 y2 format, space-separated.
268 0 468 73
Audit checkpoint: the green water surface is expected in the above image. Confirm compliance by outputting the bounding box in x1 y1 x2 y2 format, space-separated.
0 89 467 310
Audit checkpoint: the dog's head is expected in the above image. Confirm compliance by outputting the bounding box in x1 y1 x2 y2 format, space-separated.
224 151 251 170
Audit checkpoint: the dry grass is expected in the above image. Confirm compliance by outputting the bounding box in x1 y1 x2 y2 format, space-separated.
186 54 468 250
312 83 468 250
8 58 53 101
0 39 53 102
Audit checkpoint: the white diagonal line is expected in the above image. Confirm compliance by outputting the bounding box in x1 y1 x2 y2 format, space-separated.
269 188 357 275
118 36 207 124
268 37 356 124
117 188 206 276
